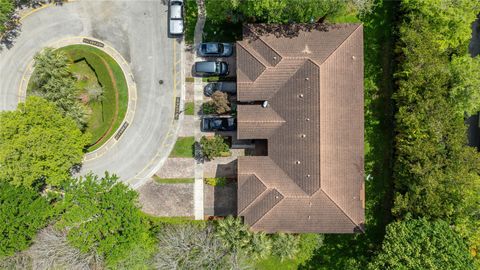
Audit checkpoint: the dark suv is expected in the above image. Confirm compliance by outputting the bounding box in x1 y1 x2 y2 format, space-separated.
201 116 236 132
194 61 229 76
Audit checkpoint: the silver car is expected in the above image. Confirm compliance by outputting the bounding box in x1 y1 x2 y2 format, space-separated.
168 0 184 37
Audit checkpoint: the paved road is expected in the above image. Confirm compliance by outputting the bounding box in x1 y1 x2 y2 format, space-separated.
0 1 182 186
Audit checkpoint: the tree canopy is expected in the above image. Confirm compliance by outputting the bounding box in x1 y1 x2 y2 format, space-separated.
368 219 475 270
205 0 372 24
392 0 480 263
56 173 156 268
0 181 51 257
30 48 87 129
0 96 89 188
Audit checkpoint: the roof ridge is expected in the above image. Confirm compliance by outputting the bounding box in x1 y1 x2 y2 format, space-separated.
239 41 273 68
314 24 362 66
256 36 284 63
246 188 284 227
320 189 363 232
237 174 267 215
237 42 268 81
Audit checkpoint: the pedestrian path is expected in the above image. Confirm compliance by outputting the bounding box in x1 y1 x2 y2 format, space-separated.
193 0 206 220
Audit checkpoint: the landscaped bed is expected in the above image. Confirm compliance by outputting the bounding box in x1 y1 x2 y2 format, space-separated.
27 44 128 152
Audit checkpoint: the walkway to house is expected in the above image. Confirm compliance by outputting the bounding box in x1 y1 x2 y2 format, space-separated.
193 0 207 220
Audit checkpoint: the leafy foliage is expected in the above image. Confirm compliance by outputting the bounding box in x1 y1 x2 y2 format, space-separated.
204 177 227 187
0 182 51 257
56 173 156 268
209 91 231 114
30 48 87 129
0 0 14 33
392 0 480 262
368 219 475 270
0 96 89 188
215 216 304 264
205 0 373 24
200 135 230 160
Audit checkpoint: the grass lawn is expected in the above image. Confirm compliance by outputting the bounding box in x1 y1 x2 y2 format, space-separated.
153 176 195 184
184 0 198 44
169 136 195 158
184 101 195 115
58 45 128 152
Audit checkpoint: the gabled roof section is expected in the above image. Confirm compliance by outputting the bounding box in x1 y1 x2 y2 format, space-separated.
236 23 365 233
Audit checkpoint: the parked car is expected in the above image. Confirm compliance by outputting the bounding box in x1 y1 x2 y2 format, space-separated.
194 61 229 76
202 116 236 132
168 0 184 37
198 42 234 57
204 82 237 97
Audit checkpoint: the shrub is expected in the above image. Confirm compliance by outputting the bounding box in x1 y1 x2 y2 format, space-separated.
204 177 227 187
202 101 216 115
0 182 52 257
200 135 230 160
210 91 231 114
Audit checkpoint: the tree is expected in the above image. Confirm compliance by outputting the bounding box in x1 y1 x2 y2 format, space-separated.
215 216 275 265
205 0 373 24
200 135 230 160
155 224 231 270
271 233 300 261
55 173 156 268
31 48 87 129
368 219 475 270
0 181 51 257
0 0 14 33
210 91 231 114
0 96 89 188
28 226 103 270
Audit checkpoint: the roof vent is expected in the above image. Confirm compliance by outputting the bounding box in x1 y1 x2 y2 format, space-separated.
295 160 301 164
308 215 311 220
262 101 269 108
306 174 311 177
305 77 309 81
275 196 279 199
298 94 304 98
352 55 356 60
273 56 277 60
301 134 306 138
305 117 310 121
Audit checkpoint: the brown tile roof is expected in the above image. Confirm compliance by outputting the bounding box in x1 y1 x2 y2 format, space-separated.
236 23 365 233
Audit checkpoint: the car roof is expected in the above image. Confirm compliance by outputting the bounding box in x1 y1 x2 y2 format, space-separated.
205 43 220 53
170 4 182 19
170 19 183 34
196 61 216 71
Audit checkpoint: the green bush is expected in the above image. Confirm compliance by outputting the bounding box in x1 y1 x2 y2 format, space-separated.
202 102 216 115
204 177 227 187
369 219 474 270
200 135 230 160
0 182 52 257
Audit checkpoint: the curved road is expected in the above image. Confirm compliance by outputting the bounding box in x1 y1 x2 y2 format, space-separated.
0 1 183 187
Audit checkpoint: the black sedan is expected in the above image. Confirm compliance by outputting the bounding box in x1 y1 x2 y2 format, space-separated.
198 42 233 57
201 116 236 132
194 61 229 76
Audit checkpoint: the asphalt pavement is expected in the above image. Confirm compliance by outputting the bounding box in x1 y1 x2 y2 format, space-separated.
0 1 183 186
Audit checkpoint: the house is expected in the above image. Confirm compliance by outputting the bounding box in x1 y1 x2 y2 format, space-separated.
236 23 365 233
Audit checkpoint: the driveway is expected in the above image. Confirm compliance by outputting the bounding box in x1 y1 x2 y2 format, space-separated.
0 1 183 187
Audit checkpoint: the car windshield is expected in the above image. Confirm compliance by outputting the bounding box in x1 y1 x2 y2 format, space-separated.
215 62 220 72
206 43 219 53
